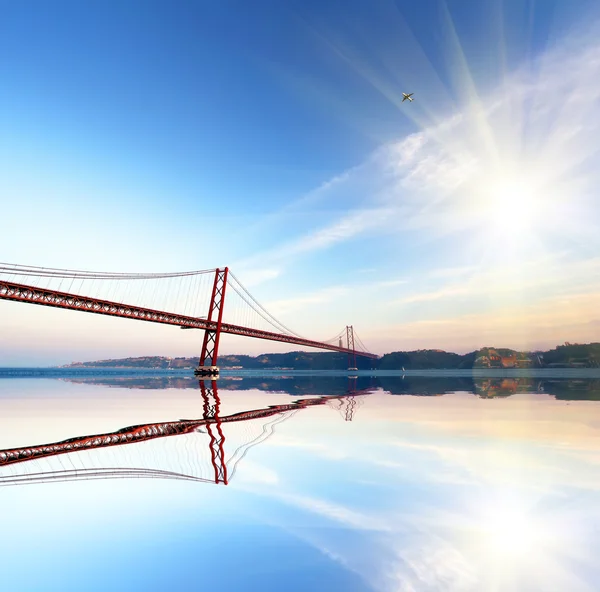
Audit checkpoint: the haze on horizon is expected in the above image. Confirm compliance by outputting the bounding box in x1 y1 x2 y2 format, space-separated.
1 0 599 366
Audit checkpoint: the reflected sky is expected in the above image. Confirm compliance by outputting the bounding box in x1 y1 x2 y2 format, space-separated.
1 374 599 591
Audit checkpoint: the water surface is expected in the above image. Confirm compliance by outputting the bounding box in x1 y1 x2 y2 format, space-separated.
1 373 599 591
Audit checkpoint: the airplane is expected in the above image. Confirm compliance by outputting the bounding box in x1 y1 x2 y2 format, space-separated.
402 92 414 102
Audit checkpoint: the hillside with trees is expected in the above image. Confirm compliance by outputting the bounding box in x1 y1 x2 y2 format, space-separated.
62 343 600 370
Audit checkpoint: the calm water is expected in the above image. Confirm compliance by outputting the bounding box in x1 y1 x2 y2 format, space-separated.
1 372 599 591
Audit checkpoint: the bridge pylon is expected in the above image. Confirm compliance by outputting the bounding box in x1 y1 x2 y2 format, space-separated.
195 267 228 377
346 325 357 371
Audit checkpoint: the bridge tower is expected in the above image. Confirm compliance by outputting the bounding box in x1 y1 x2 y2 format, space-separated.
195 267 228 377
346 325 357 371
200 380 228 484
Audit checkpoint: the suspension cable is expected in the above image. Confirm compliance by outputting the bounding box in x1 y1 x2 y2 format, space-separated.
0 263 216 280
227 272 305 338
354 333 370 352
321 328 347 345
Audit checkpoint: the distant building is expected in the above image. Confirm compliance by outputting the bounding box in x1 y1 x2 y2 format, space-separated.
488 349 501 363
501 354 517 368
475 355 491 367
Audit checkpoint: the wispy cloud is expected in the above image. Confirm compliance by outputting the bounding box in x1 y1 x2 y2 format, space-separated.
376 278 409 288
427 265 478 279
234 460 279 485
284 208 391 256
236 206 393 274
267 436 348 460
379 288 600 352
392 255 600 307
398 284 470 305
276 492 391 532
266 285 350 316
233 268 281 287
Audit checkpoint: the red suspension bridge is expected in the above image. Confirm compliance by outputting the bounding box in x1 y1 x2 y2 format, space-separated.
0 263 377 375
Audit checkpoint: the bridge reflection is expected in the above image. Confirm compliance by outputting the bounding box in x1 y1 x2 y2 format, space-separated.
0 380 374 488
2 376 597 488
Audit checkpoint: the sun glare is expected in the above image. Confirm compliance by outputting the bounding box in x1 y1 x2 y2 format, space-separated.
480 500 539 555
485 179 538 233
472 493 554 562
458 168 548 260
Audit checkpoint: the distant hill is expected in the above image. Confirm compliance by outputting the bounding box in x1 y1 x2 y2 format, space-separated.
378 350 476 370
542 343 600 367
61 343 600 370
63 352 375 371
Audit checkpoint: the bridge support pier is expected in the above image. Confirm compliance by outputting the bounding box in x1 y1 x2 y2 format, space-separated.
194 365 220 377
195 267 228 377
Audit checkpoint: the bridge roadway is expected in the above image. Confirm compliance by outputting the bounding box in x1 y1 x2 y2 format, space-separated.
0 280 378 359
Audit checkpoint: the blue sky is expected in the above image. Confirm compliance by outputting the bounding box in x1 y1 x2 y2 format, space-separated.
1 0 600 363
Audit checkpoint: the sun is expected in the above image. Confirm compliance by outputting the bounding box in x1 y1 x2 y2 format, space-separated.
458 164 557 261
484 178 540 233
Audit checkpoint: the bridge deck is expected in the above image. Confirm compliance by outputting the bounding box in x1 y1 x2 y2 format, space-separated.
0 280 378 359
